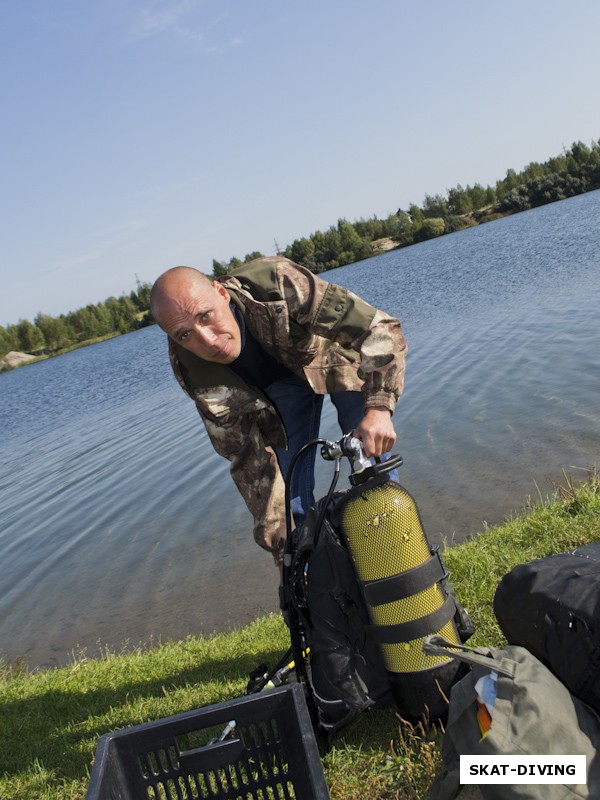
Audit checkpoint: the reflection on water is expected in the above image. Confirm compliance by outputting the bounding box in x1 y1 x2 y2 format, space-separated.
1 190 599 668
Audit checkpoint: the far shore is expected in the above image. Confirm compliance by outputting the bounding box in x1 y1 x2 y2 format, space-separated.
0 333 123 374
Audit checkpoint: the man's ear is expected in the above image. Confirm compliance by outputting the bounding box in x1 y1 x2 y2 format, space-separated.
212 280 230 301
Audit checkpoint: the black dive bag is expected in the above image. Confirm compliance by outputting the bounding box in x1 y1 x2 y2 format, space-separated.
283 493 393 735
493 541 600 715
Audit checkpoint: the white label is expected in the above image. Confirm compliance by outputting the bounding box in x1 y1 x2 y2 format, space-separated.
460 755 586 784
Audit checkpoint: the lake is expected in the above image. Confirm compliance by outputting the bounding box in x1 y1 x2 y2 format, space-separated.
1 190 599 669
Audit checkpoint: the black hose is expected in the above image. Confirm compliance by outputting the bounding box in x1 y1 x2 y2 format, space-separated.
314 457 340 539
283 438 329 547
247 646 293 694
282 437 338 733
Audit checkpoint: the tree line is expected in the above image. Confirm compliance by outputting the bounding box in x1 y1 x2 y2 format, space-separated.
2 138 599 363
212 138 600 275
0 281 152 360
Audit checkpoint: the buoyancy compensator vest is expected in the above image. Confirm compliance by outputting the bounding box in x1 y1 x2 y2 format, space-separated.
282 435 474 734
286 494 394 734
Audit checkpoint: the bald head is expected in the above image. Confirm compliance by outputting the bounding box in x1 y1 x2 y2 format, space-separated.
151 266 242 363
150 267 212 323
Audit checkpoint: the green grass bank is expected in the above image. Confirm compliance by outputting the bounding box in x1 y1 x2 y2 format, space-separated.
1 472 599 800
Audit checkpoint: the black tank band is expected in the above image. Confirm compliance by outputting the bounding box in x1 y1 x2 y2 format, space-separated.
361 549 448 607
366 594 456 644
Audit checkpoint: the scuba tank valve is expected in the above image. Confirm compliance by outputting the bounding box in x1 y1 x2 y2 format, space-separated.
321 434 371 473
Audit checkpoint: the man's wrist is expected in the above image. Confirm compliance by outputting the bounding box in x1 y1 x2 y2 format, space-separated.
364 404 393 416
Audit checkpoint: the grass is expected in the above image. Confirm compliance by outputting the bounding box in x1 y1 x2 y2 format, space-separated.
1 472 598 800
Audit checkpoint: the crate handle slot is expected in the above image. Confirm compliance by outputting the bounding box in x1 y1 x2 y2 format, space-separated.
177 735 246 772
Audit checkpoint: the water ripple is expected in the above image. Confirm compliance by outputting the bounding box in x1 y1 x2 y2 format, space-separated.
1 190 599 667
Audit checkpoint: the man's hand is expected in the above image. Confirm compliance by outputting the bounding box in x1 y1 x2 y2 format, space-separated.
267 522 287 569
354 406 396 457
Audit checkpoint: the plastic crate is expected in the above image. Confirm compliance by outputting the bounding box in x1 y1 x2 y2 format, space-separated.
86 683 330 800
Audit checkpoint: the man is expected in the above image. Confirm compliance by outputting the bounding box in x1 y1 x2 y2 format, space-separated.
151 256 407 567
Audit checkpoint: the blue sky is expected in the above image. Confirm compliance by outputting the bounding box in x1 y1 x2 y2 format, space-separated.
1 0 599 325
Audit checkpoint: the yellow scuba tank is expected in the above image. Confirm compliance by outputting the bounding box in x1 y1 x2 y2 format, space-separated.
327 436 467 721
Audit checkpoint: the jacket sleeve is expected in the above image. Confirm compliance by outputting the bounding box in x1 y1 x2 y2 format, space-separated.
168 338 287 564
201 408 287 565
278 260 407 413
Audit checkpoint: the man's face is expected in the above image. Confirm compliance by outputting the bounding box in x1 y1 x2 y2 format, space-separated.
155 275 242 364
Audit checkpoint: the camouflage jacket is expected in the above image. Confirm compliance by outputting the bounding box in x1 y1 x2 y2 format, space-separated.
168 256 407 562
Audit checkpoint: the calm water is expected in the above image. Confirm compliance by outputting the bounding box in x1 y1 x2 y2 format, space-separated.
1 191 599 668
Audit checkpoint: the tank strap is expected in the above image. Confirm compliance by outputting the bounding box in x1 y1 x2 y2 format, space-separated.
367 594 456 644
361 549 448 607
